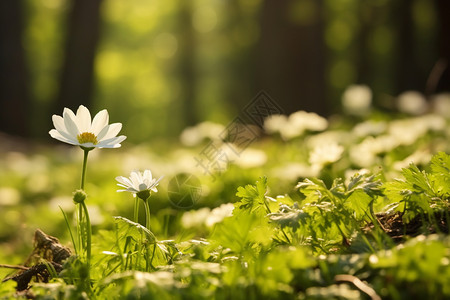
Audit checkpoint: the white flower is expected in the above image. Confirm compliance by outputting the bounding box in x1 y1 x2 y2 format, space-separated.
264 114 288 134
180 121 225 147
264 111 328 140
397 91 428 115
205 203 234 227
289 111 328 132
309 143 344 168
342 84 372 115
431 93 450 118
352 120 387 137
116 170 163 196
49 105 126 149
181 207 211 228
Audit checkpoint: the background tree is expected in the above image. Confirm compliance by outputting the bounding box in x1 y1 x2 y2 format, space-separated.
432 0 450 94
54 0 103 115
254 0 327 115
0 0 29 137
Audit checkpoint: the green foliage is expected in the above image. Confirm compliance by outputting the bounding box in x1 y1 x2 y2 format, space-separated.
384 152 450 223
1 113 449 299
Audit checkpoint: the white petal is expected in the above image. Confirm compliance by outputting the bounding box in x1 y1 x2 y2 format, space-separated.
52 115 68 133
143 170 153 181
151 176 164 188
63 108 80 137
52 115 74 140
130 171 142 190
91 109 109 135
49 129 79 145
116 176 134 188
97 123 122 141
76 105 92 133
97 135 126 148
81 142 97 148
136 171 144 184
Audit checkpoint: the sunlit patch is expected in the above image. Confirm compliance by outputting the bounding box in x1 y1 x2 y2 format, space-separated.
193 6 217 33
153 33 178 59
77 132 98 145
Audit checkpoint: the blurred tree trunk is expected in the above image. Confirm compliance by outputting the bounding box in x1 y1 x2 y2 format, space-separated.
54 0 103 114
177 0 197 128
393 0 419 93
433 0 450 93
0 0 30 137
223 0 258 115
254 0 327 115
356 3 370 86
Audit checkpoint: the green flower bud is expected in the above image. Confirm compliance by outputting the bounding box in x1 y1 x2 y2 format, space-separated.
73 189 87 204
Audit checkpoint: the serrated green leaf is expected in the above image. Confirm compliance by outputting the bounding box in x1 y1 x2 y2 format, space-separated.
402 164 436 196
430 152 450 197
268 203 309 232
235 176 269 216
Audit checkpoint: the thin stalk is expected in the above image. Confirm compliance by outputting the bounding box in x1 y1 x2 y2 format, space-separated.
114 223 125 272
78 204 84 257
136 231 143 271
148 243 157 271
144 198 151 231
59 206 78 255
80 150 89 190
81 201 92 270
79 148 92 293
78 149 90 258
134 197 140 224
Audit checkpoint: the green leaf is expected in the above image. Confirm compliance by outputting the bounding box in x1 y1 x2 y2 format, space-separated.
268 203 309 232
346 173 383 197
346 190 373 221
430 152 450 197
114 216 156 243
402 163 436 196
235 176 269 216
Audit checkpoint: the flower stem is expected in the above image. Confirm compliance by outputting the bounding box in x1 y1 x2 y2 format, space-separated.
78 149 92 280
144 198 151 231
80 150 89 190
81 201 92 270
134 197 140 223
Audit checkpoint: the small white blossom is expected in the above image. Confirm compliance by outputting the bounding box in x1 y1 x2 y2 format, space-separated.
180 121 225 146
116 170 163 197
264 114 289 134
342 84 372 115
205 203 234 227
352 120 387 137
181 207 211 228
431 93 450 118
233 148 267 168
397 91 428 115
309 143 344 169
264 111 328 140
49 105 126 149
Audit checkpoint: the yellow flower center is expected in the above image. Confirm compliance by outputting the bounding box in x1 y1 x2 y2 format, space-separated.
77 132 98 145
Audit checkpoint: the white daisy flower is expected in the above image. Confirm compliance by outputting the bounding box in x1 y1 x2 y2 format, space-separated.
397 91 428 115
342 84 372 115
309 142 344 169
49 105 126 149
116 170 163 199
